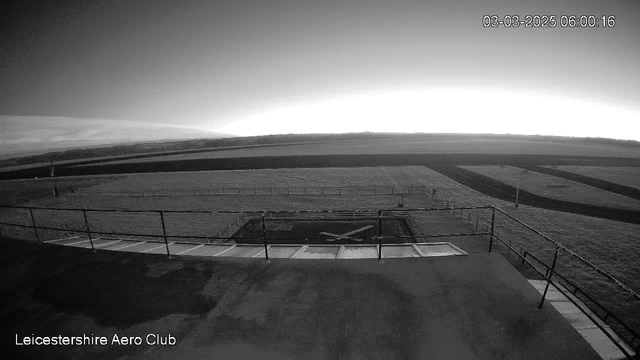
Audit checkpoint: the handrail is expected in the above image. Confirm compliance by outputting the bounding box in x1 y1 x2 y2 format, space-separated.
1 203 637 356
493 234 635 359
494 207 640 302
523 251 640 344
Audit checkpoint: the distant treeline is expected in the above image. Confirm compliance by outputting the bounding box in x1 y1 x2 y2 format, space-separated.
4 132 637 169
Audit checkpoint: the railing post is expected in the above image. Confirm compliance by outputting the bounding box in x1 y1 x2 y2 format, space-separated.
538 246 559 309
378 210 383 262
488 207 496 253
82 209 95 252
262 212 270 262
29 208 41 244
159 211 172 259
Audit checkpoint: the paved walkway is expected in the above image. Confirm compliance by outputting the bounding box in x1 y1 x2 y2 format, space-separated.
45 235 468 259
528 280 636 360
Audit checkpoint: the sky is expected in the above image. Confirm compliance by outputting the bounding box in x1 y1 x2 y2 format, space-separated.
1 0 639 155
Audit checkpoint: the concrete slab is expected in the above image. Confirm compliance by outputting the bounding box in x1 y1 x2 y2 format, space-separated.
297 245 339 259
217 245 264 258
117 242 165 253
527 279 635 360
382 245 420 258
186 244 235 257
145 243 173 254
341 245 379 259
101 240 144 251
265 246 301 258
416 243 465 257
578 327 630 360
53 237 90 246
2 238 604 360
73 238 119 249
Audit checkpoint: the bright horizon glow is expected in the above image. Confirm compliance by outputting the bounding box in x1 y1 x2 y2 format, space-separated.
217 88 640 141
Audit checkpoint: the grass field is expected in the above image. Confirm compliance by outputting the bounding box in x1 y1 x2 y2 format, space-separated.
548 166 640 190
459 165 640 211
0 175 123 205
70 138 640 167
70 166 419 191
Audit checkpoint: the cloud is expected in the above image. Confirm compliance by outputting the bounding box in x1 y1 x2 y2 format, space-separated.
0 116 228 158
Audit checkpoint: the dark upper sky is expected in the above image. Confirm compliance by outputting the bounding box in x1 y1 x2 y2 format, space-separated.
1 0 639 142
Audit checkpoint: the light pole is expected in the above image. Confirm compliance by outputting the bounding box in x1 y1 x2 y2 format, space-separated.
515 171 524 209
50 161 59 197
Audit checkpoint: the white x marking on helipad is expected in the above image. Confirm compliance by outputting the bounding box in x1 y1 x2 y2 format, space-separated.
319 225 374 241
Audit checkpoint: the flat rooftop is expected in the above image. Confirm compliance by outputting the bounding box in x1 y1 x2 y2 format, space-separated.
2 238 601 360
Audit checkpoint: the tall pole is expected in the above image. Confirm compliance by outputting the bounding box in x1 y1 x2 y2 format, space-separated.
50 161 58 197
262 213 269 262
488 207 496 252
515 177 520 209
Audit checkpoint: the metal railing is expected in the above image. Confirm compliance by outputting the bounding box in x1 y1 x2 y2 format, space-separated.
0 203 637 358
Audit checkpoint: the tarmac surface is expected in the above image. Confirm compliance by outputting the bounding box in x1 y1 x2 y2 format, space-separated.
2 238 601 360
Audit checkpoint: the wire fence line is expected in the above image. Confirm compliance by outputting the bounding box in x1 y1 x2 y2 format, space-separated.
70 185 432 197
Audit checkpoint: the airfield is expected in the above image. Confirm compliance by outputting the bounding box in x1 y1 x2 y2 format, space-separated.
1 135 639 359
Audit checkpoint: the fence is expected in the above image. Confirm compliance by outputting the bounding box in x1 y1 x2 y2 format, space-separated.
71 185 431 197
0 203 637 358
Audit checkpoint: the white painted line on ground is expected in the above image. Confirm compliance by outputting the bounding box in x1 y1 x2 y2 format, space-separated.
291 245 309 259
412 244 426 257
45 235 81 243
94 240 121 248
252 247 268 258
447 243 468 255
111 241 146 250
213 245 237 257
65 239 93 246
140 243 172 253
176 244 204 255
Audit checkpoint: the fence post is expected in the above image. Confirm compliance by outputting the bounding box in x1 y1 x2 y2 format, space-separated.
488 207 496 253
28 208 41 244
538 246 560 309
82 209 95 252
261 213 269 262
378 210 383 262
467 212 471 224
475 218 479 232
159 211 172 258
